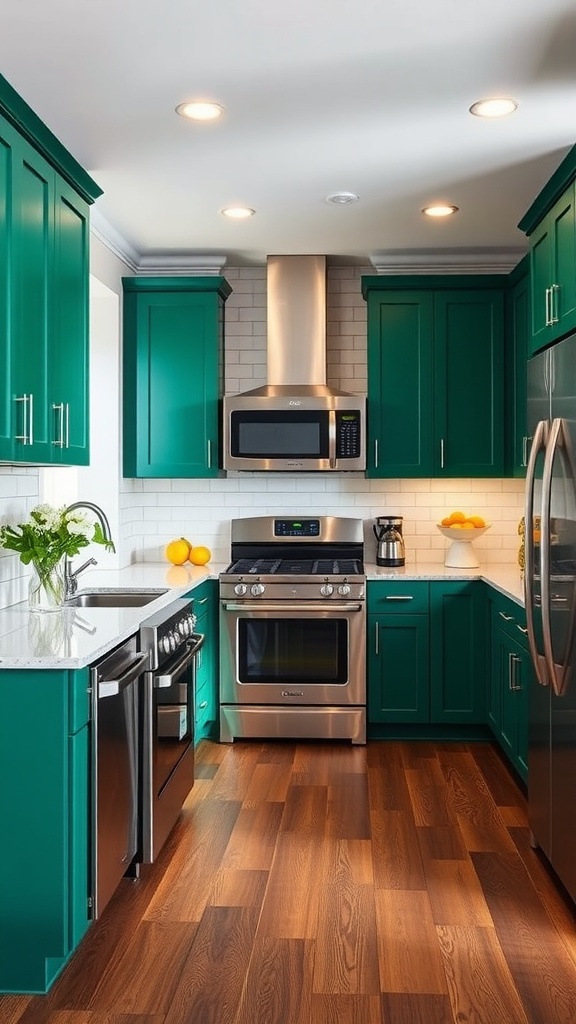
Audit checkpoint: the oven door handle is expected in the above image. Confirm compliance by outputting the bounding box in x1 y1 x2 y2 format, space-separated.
153 633 205 688
222 602 364 613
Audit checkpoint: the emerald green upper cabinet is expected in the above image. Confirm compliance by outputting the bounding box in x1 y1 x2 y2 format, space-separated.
505 256 530 477
0 74 99 466
362 276 506 477
519 144 576 356
122 277 232 478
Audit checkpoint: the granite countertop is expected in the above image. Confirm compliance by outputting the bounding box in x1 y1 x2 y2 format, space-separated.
0 559 525 670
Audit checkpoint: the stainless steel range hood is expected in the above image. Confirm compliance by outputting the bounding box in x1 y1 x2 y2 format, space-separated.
222 255 366 471
240 254 357 398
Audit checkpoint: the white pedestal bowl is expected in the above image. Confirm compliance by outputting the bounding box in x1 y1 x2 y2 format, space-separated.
436 524 491 569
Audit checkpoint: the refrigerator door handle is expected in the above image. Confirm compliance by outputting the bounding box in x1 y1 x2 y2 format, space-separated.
524 417 549 687
541 418 573 697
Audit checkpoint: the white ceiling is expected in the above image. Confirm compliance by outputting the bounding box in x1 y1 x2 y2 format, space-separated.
2 0 576 266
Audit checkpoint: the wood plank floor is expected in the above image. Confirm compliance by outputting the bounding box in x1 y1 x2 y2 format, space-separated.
3 739 576 1024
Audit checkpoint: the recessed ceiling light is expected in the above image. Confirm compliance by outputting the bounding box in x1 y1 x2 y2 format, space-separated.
325 191 359 205
176 100 225 121
221 206 255 219
422 205 459 218
469 97 518 119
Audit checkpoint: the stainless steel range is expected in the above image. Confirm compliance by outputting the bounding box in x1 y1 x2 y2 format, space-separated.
219 515 366 744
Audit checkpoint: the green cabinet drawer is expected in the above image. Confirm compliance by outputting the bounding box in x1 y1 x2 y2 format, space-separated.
368 580 429 614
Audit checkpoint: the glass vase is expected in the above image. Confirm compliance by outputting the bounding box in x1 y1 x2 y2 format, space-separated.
28 559 66 613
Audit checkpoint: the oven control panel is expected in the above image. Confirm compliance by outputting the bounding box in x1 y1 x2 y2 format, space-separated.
274 518 320 537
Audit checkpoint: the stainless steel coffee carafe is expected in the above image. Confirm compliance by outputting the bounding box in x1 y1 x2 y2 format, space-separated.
373 515 405 567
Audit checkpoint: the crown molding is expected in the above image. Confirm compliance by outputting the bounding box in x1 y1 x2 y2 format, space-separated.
90 208 227 275
370 247 527 274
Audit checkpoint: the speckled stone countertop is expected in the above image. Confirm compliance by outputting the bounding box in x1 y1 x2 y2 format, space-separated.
0 560 524 670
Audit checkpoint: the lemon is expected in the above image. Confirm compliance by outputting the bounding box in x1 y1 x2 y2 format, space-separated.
448 511 466 524
189 545 211 566
166 537 192 565
468 515 486 528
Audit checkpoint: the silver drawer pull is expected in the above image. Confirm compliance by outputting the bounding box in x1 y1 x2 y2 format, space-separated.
516 625 528 635
198 700 208 710
385 595 414 601
499 612 514 621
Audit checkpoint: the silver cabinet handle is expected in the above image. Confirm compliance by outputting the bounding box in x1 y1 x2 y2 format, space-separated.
385 595 414 601
375 621 379 656
509 653 522 692
499 611 514 621
53 402 65 447
516 624 528 635
196 597 209 605
440 438 445 469
545 286 551 326
374 438 379 469
15 393 33 445
207 439 212 469
198 700 208 710
65 402 70 448
550 283 560 324
522 436 531 468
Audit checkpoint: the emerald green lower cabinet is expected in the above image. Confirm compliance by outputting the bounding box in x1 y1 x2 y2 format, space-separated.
0 668 91 994
190 579 218 741
429 581 486 724
367 580 486 729
367 582 430 723
488 592 529 781
122 277 232 478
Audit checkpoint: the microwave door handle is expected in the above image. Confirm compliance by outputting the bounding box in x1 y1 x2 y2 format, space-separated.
328 410 337 469
524 417 549 687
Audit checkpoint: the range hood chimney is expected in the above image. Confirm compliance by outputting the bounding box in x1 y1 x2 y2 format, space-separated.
233 254 360 398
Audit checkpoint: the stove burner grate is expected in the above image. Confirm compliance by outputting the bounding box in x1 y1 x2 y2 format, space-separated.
226 557 363 576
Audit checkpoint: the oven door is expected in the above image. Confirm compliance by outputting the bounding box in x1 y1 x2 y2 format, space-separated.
141 633 204 862
219 600 366 706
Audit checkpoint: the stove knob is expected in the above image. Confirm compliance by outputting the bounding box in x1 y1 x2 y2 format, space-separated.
178 618 190 637
320 583 334 597
251 583 266 597
235 583 247 597
338 583 351 596
161 634 172 655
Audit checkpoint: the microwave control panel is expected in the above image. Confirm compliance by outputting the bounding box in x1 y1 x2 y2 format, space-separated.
336 411 361 459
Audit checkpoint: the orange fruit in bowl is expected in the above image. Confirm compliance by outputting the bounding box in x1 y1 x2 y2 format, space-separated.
448 511 466 524
460 522 475 529
165 537 192 565
468 515 486 528
189 545 212 566
440 516 453 527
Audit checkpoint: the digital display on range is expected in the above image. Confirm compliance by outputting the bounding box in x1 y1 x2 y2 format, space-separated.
274 519 320 537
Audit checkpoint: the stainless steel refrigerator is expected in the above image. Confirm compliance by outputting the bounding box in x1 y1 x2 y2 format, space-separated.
525 332 576 903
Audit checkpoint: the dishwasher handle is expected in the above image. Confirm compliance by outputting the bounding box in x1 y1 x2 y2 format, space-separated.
96 651 150 699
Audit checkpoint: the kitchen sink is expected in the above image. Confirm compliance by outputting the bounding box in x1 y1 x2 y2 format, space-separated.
66 590 168 608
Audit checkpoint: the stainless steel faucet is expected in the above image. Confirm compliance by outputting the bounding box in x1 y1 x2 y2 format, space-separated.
64 501 115 599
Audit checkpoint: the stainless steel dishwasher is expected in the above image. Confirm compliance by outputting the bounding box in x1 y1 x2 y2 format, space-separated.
90 635 149 918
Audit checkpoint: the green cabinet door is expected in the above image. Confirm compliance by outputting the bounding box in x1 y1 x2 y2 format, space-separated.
0 117 15 459
0 111 91 467
365 291 434 476
190 579 218 741
368 613 430 723
505 257 530 476
434 290 505 476
123 278 231 478
429 581 486 724
488 593 529 782
50 178 90 464
362 276 506 478
11 138 53 463
0 668 91 994
528 183 576 355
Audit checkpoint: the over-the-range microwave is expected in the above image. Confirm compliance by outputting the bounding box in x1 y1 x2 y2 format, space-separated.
222 391 366 472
